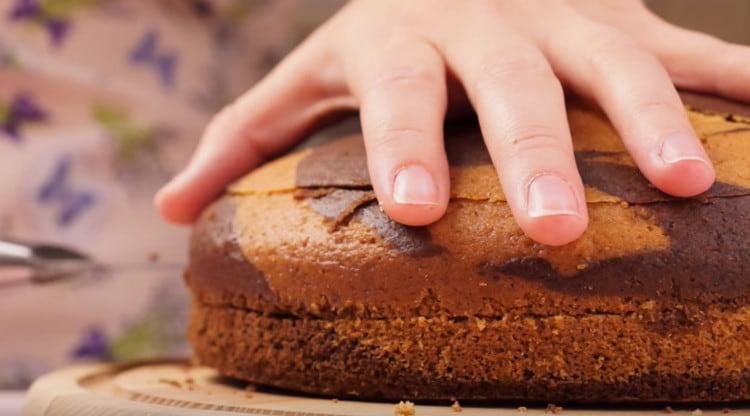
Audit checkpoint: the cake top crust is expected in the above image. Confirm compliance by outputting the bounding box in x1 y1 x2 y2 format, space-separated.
229 94 750 205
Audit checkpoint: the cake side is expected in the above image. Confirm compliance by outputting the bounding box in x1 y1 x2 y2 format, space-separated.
189 301 750 402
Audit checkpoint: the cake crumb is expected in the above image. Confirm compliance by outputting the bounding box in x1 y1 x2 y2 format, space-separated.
332 398 339 403
640 300 656 310
545 403 563 414
476 318 487 331
451 400 462 412
722 408 731 414
664 406 674 414
576 263 588 271
309 302 321 315
244 384 256 397
394 400 416 416
692 410 703 416
157 378 182 389
517 406 528 413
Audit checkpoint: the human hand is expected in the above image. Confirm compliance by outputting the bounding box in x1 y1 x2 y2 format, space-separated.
156 0 750 245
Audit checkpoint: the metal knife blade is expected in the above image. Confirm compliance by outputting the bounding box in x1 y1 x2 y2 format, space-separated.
0 240 182 290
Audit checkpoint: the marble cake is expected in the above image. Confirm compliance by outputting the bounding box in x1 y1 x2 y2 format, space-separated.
186 92 750 402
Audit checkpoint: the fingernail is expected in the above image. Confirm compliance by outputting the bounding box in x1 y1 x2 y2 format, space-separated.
392 165 439 206
659 132 711 165
527 174 581 218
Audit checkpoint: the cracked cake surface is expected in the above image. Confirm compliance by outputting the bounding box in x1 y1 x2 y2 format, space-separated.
186 93 750 402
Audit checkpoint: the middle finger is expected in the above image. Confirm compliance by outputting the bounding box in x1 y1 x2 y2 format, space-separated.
439 26 589 246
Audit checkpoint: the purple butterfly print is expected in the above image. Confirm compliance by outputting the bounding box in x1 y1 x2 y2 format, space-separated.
8 0 72 47
129 30 178 89
11 94 46 120
8 0 38 19
36 157 97 227
1 93 47 142
70 328 112 361
44 18 70 46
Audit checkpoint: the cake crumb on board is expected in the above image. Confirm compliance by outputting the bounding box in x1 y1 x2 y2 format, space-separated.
692 410 703 416
394 400 416 416
451 400 462 412
545 403 563 414
517 406 528 413
157 378 183 389
664 406 674 414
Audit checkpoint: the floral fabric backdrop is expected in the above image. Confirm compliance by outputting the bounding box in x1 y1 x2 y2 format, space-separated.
0 0 342 389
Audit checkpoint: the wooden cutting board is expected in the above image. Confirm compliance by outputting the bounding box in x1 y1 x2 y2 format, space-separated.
22 360 749 415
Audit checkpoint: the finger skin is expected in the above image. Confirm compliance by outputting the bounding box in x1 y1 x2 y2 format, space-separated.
439 29 589 246
544 20 715 198
644 22 750 102
155 32 354 224
569 2 750 102
346 34 450 226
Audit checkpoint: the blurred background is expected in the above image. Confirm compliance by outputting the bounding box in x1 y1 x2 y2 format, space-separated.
0 0 344 402
0 0 748 410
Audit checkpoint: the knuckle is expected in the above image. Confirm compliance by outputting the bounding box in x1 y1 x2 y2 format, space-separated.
586 27 643 68
714 44 742 89
370 124 426 151
206 103 242 136
503 125 568 156
691 33 726 56
473 51 554 90
368 64 441 92
676 34 735 94
629 96 683 118
466 0 503 17
205 101 269 158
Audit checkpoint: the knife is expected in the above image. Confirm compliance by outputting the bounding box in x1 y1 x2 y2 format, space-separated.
0 239 181 290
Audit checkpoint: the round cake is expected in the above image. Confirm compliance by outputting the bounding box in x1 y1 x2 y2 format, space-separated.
186 92 750 403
